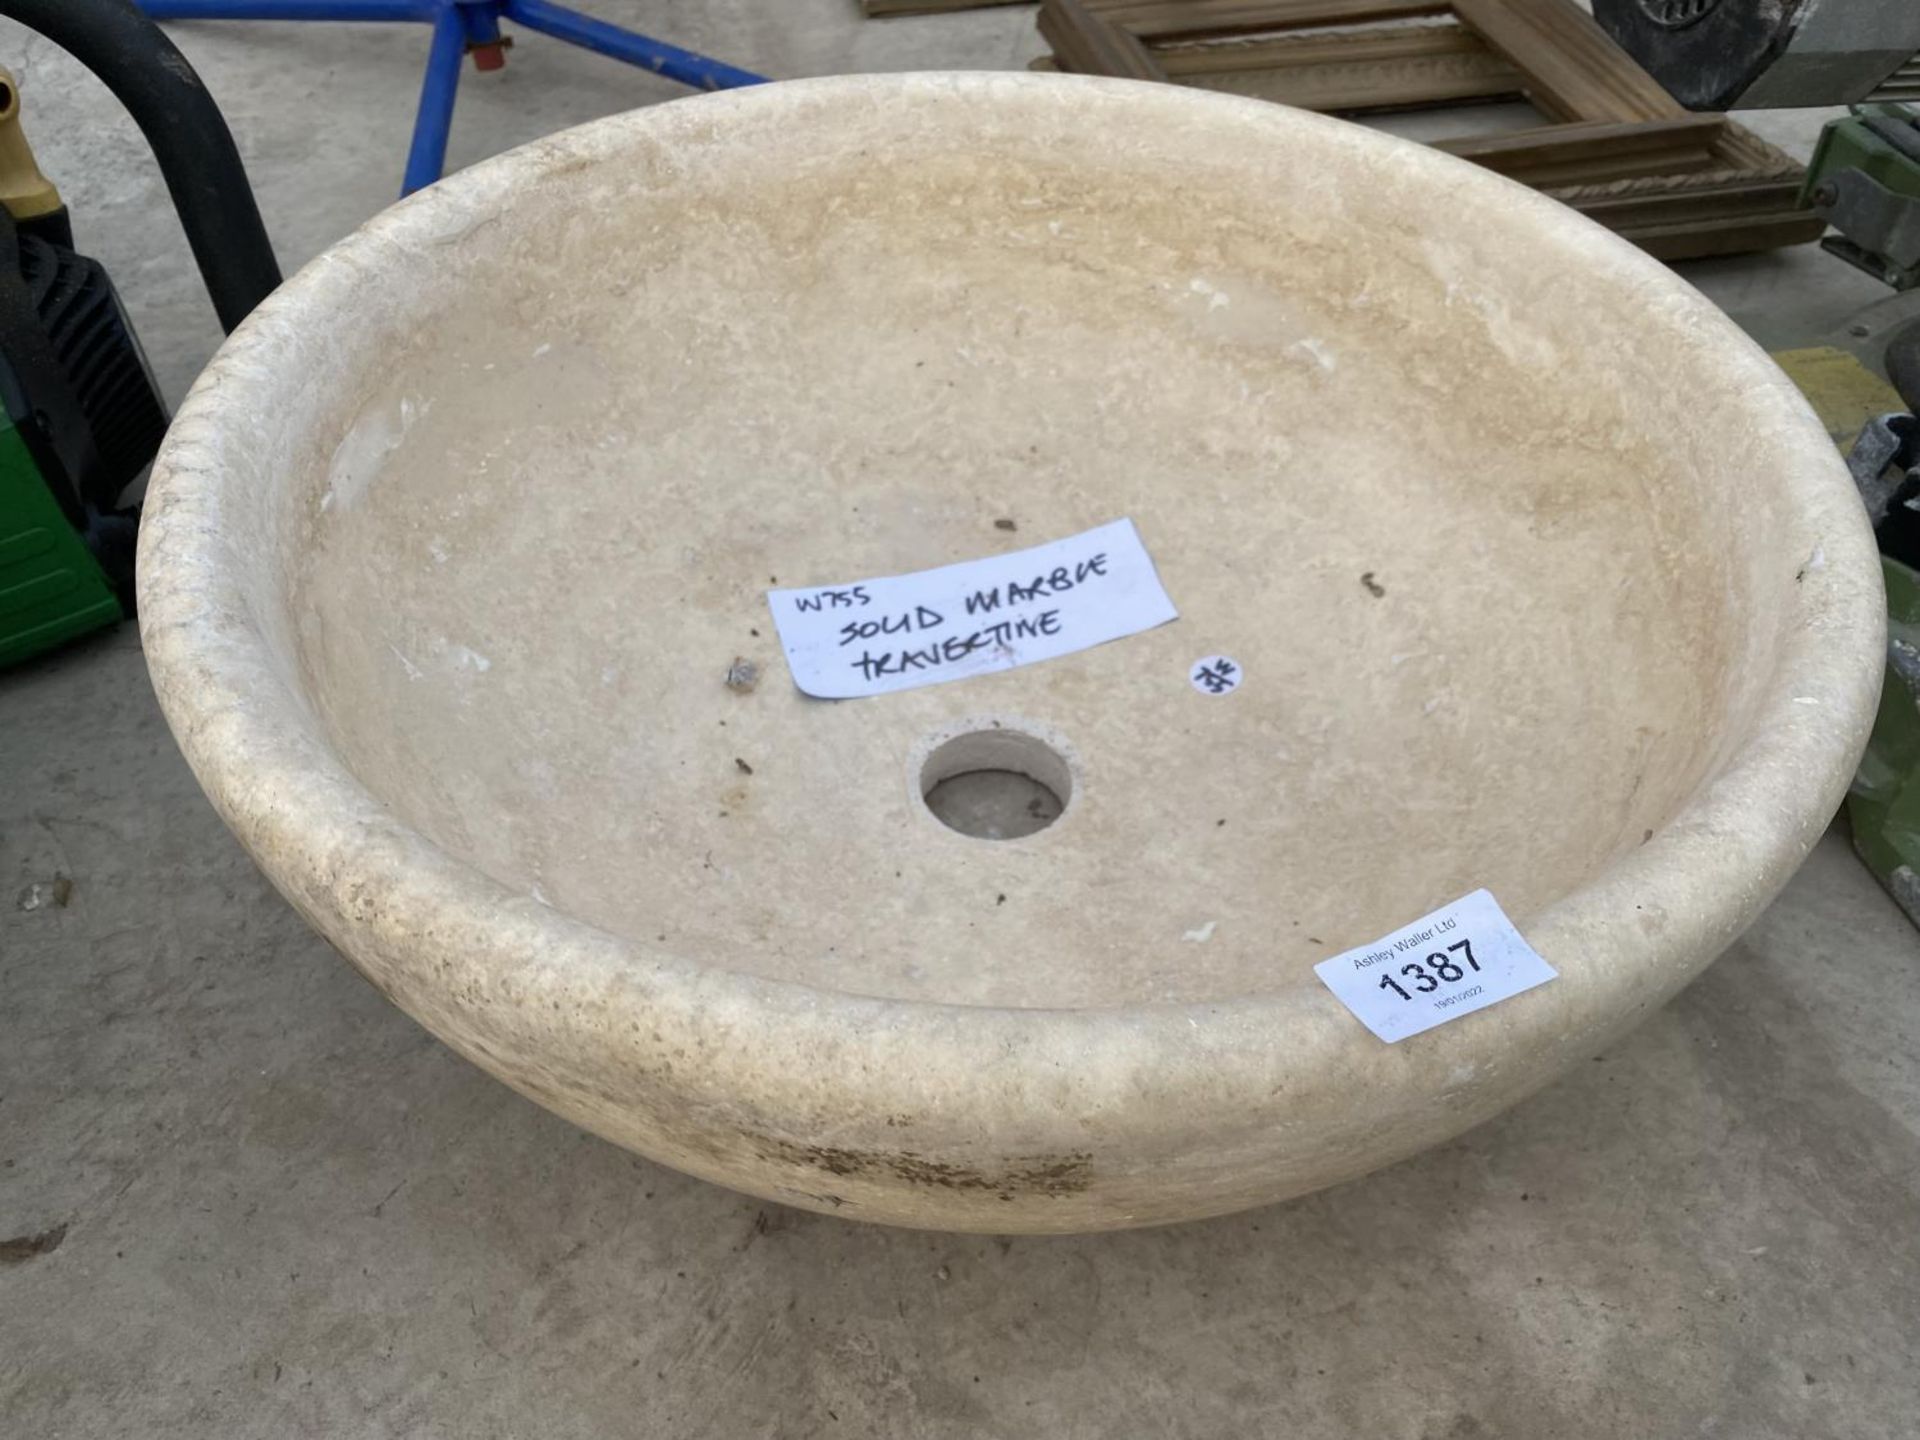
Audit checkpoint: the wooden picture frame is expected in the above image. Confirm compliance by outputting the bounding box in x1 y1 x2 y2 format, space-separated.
1034 0 1823 259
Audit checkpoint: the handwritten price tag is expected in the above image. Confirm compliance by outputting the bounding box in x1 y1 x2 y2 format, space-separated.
767 518 1178 699
1313 890 1557 1043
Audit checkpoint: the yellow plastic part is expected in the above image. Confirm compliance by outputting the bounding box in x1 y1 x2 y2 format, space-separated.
0 66 63 222
1771 345 1906 445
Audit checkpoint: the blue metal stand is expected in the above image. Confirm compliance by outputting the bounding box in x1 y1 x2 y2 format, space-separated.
136 0 766 195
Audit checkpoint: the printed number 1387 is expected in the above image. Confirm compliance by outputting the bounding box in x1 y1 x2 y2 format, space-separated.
1378 939 1480 1000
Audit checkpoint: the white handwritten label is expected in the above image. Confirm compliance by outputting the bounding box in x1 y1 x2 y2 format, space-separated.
767 518 1179 699
1190 655 1242 695
1313 890 1557 1043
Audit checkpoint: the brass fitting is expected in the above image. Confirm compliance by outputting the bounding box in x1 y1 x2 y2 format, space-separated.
0 66 63 221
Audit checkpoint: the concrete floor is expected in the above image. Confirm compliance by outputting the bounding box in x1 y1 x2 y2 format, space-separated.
2 4 1918 1436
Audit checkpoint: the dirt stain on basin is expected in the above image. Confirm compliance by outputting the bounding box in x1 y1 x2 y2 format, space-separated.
755 1137 1093 1201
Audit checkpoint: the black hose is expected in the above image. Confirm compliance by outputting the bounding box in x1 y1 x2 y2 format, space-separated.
0 0 280 332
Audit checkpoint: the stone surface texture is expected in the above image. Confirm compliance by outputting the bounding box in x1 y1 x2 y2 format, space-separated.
134 74 1884 1231
4 4 1919 1432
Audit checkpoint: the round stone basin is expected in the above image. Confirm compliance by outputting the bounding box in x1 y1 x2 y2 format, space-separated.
138 74 1885 1232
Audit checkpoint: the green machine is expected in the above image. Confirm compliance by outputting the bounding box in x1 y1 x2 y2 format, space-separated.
1851 554 1920 921
1797 102 1920 924
0 66 161 667
1845 408 1920 928
1805 103 1920 293
0 411 133 668
0 0 282 670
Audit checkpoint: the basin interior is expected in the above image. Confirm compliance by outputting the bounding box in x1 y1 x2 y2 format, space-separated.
277 82 1799 1010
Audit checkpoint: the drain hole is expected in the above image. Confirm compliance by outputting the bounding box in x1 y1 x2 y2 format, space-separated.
920 729 1071 840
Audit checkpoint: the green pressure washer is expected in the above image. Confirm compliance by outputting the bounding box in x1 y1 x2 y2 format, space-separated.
1805 103 1920 293
0 0 280 669
1845 403 1920 928
0 66 158 666
1797 103 1920 924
